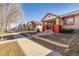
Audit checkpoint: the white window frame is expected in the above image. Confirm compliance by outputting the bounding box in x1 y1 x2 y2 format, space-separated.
64 17 74 25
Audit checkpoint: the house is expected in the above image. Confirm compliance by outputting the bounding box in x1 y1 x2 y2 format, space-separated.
41 10 79 33
18 21 37 31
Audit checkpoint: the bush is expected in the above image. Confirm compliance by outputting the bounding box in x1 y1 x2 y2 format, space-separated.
36 28 40 32
60 28 74 33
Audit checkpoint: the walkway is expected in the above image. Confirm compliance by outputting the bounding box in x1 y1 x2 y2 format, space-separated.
17 38 52 56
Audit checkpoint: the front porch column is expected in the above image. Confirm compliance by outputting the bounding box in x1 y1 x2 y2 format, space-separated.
53 18 60 33
42 22 47 31
56 18 60 25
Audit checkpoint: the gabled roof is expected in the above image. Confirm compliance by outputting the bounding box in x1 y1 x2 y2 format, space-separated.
41 10 79 21
41 13 60 21
60 10 79 17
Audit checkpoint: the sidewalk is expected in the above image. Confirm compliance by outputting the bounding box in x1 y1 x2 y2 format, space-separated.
0 31 36 36
17 38 52 56
0 32 20 36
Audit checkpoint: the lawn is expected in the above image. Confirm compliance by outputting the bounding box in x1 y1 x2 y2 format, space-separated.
0 41 25 56
0 39 6 42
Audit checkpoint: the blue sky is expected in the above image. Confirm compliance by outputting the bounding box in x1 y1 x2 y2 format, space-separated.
12 3 79 27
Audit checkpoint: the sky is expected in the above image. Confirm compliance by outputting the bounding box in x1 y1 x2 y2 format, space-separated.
12 3 79 27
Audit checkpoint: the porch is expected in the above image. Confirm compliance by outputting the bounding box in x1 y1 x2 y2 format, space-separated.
42 17 61 33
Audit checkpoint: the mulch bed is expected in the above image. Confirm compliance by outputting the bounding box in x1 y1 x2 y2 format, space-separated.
38 33 74 45
63 34 79 56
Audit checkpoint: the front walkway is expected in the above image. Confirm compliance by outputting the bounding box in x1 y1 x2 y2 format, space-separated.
17 38 52 56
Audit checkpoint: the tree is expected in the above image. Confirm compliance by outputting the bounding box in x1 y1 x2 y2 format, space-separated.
5 4 22 31
0 3 22 39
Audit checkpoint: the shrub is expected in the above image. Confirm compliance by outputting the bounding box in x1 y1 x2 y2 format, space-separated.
36 28 40 32
60 28 74 33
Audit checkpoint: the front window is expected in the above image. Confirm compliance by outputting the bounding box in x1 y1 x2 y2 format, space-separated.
64 17 74 25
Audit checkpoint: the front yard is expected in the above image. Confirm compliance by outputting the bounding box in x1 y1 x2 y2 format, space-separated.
0 41 25 56
63 34 79 56
37 33 79 56
0 31 79 56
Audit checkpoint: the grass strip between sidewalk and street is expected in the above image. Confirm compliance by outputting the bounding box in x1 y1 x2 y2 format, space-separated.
0 41 25 56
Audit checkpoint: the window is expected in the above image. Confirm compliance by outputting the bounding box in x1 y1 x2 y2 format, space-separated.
64 18 74 25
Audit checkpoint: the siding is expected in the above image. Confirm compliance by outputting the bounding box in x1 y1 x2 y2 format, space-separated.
42 14 57 21
62 15 79 30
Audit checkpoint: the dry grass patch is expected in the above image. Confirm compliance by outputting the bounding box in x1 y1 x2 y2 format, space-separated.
0 39 6 41
0 41 25 56
63 34 79 56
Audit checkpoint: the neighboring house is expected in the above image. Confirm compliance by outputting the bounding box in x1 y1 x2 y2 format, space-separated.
36 24 43 32
41 10 79 33
18 21 37 31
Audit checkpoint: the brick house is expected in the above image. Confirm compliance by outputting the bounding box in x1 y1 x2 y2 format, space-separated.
41 10 79 33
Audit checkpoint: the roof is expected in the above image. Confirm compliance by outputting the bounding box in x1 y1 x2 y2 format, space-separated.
41 10 79 21
60 10 79 17
41 13 60 21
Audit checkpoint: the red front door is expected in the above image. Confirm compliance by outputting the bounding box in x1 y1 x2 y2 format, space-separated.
51 24 60 33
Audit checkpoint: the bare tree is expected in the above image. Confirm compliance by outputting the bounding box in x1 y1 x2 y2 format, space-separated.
0 3 22 39
5 4 22 32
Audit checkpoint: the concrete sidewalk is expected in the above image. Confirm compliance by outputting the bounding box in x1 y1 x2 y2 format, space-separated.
0 32 20 36
0 31 36 36
16 38 52 56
